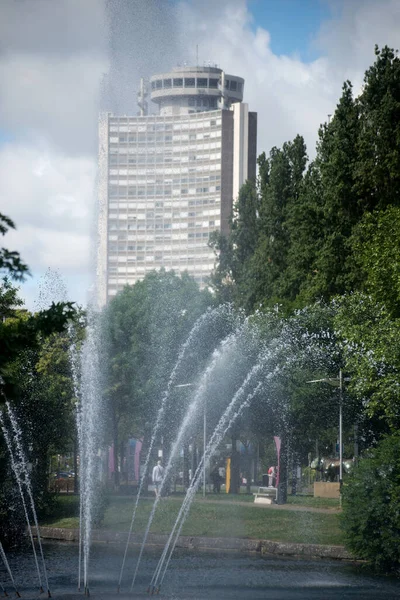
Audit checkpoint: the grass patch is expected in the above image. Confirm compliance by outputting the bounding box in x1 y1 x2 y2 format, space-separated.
42 495 80 525
40 494 344 546
286 496 340 510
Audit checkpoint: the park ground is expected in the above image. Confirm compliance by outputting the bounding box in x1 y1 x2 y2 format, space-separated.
40 493 343 547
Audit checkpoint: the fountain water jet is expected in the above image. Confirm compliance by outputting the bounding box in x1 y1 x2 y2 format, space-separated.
117 304 241 591
149 361 270 594
68 326 84 591
5 402 51 597
0 409 45 595
155 380 265 593
79 312 106 596
0 542 20 597
130 322 249 589
151 340 304 591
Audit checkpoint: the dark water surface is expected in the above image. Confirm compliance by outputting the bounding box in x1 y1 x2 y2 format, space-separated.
1 542 400 600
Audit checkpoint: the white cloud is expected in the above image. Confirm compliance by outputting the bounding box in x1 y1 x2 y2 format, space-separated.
2 0 400 309
1 144 97 306
6 225 91 272
0 145 95 233
0 54 107 155
177 0 400 157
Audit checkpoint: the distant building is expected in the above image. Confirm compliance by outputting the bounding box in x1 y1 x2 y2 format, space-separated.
97 65 257 305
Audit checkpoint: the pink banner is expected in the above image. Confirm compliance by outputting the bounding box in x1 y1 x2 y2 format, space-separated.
274 436 281 487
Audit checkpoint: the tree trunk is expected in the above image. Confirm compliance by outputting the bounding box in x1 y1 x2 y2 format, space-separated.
73 434 79 494
191 439 197 483
229 434 240 494
245 446 251 494
120 440 126 484
183 442 190 489
112 412 120 491
277 432 288 505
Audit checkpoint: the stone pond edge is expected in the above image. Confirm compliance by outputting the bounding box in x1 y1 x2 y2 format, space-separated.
34 527 354 561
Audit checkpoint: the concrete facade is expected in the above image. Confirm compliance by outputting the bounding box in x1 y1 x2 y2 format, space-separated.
97 65 257 306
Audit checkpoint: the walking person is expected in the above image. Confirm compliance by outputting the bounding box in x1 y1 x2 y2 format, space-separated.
152 459 165 498
210 466 221 493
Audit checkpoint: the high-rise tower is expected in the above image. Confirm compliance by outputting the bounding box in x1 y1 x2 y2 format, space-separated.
98 65 257 305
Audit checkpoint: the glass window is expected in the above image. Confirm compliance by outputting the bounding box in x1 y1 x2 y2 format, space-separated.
230 80 237 91
188 97 195 106
173 78 183 87
203 98 209 107
156 79 162 89
197 78 207 87
151 81 156 90
163 78 172 88
209 79 218 88
184 78 195 87
225 79 229 88
238 82 243 93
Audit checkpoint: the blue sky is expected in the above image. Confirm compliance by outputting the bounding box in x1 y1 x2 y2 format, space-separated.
248 0 333 61
0 129 13 145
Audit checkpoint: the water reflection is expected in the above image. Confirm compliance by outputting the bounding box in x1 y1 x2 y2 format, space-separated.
2 542 399 599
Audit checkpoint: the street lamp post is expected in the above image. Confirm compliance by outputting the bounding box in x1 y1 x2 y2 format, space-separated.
339 369 343 489
203 396 206 498
307 369 346 496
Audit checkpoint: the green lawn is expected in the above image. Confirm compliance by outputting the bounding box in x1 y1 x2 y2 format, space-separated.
40 494 344 546
199 492 340 510
286 495 340 509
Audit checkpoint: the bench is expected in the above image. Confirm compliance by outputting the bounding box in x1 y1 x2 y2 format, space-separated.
253 486 277 504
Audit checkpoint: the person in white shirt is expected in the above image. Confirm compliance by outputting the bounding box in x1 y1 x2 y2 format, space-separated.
152 460 165 497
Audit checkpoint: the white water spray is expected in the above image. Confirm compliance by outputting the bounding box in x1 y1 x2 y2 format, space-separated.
0 542 20 597
0 411 43 594
117 305 239 590
68 326 84 591
79 314 104 595
130 327 243 589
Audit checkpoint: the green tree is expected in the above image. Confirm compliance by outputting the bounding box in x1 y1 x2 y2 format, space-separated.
304 82 360 301
0 213 29 281
335 293 400 430
0 279 75 400
249 136 307 309
341 432 400 572
209 179 260 307
355 46 400 213
0 215 80 539
351 206 400 317
102 270 213 487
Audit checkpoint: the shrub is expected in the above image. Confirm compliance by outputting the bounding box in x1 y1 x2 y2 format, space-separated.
341 433 400 573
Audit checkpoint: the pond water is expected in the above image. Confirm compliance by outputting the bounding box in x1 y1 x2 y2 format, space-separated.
3 542 400 600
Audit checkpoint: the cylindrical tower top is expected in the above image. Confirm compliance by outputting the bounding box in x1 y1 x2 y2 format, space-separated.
149 65 244 116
